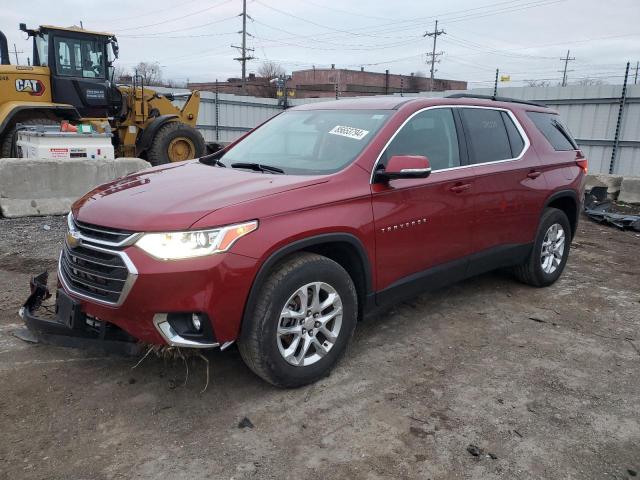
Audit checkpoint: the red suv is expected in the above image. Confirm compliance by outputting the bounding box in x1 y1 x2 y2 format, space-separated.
22 94 586 387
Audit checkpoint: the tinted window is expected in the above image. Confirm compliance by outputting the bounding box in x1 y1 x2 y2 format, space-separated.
222 110 391 175
381 108 460 171
527 111 577 151
461 108 512 164
501 111 525 157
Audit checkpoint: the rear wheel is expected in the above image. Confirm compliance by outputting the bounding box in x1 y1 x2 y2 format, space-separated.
146 121 205 166
238 252 358 387
513 207 571 287
1 117 59 158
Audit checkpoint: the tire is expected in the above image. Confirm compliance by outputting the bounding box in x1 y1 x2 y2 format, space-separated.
513 207 572 287
146 121 205 166
238 252 358 388
1 117 59 158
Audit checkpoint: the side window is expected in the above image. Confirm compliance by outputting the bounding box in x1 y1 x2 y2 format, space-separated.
526 111 577 151
382 108 460 171
460 108 512 164
501 111 525 157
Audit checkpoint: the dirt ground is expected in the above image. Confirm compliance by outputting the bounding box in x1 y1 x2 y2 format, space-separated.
0 214 638 480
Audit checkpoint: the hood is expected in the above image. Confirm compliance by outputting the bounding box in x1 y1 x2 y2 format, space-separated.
72 160 328 231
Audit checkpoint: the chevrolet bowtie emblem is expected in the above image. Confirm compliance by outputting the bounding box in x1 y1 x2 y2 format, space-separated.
66 230 82 248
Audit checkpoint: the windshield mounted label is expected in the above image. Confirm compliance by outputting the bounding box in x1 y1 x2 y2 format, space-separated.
328 125 369 140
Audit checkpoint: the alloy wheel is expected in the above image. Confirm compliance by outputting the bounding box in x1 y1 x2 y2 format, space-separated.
277 282 343 367
540 223 565 274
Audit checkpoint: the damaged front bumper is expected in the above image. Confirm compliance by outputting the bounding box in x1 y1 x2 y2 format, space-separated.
18 272 143 355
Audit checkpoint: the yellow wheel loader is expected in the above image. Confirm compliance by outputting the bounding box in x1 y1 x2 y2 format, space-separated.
0 24 204 165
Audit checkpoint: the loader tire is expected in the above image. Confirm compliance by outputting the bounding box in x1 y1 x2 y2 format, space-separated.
147 122 205 166
1 118 59 158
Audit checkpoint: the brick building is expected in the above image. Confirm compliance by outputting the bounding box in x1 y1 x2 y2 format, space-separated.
188 74 276 97
188 67 466 99
289 67 467 98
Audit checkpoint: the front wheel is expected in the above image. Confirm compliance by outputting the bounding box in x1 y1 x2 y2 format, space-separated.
238 253 358 387
513 207 572 287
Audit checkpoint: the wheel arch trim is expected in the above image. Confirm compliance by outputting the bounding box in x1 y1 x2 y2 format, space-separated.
135 114 178 155
239 233 373 336
0 104 80 136
542 189 579 237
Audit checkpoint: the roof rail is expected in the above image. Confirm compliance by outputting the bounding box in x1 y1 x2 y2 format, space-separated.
445 93 547 108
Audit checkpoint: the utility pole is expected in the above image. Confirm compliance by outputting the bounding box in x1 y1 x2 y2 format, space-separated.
11 44 23 65
493 68 499 98
424 20 445 92
559 50 575 87
232 0 254 94
634 60 639 85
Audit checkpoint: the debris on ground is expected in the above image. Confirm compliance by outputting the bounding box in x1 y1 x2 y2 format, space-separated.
466 444 498 460
238 417 255 429
409 426 434 438
132 343 211 393
584 187 640 231
467 444 482 456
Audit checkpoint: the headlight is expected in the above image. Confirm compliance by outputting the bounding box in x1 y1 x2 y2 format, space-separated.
136 220 258 260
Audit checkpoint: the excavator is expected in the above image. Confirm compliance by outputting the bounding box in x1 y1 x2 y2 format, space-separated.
0 24 205 164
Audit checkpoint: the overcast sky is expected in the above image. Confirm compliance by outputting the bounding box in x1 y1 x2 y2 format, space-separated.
2 0 639 87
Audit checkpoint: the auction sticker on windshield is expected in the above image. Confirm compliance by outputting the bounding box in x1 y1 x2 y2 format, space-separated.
328 125 370 140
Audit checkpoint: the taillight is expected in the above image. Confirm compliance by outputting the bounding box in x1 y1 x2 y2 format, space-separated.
575 150 588 174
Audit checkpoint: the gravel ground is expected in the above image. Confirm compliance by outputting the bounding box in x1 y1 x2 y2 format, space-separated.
0 214 638 479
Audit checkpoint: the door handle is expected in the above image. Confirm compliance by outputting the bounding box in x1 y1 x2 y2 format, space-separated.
527 170 542 179
449 183 472 193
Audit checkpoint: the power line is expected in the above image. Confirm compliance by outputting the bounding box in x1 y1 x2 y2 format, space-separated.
113 0 234 32
114 14 238 37
93 0 201 26
424 20 446 91
559 49 576 86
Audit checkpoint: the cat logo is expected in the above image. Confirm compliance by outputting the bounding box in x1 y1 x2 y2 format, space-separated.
15 79 45 96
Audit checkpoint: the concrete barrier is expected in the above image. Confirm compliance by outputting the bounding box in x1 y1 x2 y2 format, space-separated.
618 177 640 205
584 173 623 200
0 158 151 218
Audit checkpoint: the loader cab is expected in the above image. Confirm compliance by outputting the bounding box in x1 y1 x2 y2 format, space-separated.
22 24 119 117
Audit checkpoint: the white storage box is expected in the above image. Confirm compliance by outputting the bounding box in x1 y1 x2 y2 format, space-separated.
16 129 115 160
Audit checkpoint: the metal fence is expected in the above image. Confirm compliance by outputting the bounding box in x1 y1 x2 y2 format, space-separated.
163 83 640 176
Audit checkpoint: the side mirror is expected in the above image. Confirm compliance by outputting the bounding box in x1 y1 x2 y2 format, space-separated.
374 155 432 183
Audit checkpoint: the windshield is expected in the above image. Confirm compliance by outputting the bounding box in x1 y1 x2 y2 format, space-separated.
222 109 392 175
54 36 106 78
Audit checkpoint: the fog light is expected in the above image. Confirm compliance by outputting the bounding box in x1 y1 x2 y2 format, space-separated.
191 313 202 332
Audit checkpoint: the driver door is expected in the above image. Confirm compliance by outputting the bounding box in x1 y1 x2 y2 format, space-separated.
371 107 476 301
51 34 110 117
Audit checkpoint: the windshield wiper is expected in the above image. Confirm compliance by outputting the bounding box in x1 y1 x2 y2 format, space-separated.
231 162 285 174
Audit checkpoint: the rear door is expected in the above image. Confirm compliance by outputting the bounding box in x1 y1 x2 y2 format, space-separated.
371 107 476 297
459 106 546 259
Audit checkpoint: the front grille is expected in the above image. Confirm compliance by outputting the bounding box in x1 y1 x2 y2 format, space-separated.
60 243 130 304
73 218 135 245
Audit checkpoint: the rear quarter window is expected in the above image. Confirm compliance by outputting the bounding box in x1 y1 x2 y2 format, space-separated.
526 111 577 151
